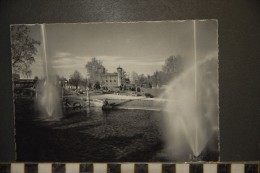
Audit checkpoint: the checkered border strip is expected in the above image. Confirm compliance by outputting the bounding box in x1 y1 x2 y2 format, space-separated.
0 163 259 173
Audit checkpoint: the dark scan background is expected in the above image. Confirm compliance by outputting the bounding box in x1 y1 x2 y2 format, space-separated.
0 0 259 161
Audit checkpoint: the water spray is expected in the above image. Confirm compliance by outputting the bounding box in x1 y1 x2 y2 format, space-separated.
193 19 199 160
162 20 218 161
39 24 62 117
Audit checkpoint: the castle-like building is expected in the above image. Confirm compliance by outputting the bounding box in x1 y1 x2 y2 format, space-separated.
102 67 123 88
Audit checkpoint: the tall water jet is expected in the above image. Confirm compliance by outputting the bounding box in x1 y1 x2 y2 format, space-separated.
162 20 218 161
193 20 199 158
39 24 62 117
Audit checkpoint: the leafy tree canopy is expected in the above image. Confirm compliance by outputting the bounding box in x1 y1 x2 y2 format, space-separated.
85 57 106 83
81 77 88 90
11 25 40 75
162 55 183 83
69 70 83 89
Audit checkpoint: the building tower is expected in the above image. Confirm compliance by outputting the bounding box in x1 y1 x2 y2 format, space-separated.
117 66 123 87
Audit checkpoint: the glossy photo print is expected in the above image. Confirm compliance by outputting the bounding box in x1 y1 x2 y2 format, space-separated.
11 20 219 162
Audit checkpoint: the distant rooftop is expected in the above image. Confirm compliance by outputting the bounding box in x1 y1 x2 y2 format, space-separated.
102 72 118 76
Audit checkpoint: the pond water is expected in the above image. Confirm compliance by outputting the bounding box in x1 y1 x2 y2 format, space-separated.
15 99 218 162
15 99 165 162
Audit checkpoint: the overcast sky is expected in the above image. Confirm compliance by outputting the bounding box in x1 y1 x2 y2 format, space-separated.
25 20 218 79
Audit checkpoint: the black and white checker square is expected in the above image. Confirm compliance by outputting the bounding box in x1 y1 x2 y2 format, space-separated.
0 163 258 173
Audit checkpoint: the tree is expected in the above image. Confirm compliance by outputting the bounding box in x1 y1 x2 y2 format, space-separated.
34 76 39 81
24 69 32 79
85 57 106 84
136 74 145 87
135 74 152 88
94 81 101 90
119 68 129 90
162 56 175 82
81 77 88 90
151 71 164 87
162 55 183 83
69 70 83 89
121 69 128 83
57 76 68 88
11 25 40 75
88 82 92 89
130 71 138 84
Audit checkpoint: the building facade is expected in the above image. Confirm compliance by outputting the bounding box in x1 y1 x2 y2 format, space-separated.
103 73 118 87
102 67 124 89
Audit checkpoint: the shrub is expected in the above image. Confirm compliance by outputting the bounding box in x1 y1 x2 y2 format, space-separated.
145 93 154 98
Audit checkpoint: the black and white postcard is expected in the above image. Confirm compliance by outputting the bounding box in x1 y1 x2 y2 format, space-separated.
11 20 219 162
